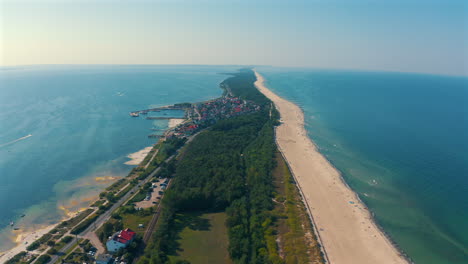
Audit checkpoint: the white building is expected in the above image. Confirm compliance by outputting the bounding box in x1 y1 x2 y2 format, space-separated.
106 228 136 253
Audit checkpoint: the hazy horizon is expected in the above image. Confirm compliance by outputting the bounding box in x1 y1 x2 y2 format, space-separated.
1 0 467 76
2 64 468 78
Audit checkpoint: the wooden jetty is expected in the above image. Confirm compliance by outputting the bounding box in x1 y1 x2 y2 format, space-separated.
146 116 183 120
148 134 163 138
130 104 190 116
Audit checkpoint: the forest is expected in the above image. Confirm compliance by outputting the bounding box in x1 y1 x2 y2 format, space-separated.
137 69 282 264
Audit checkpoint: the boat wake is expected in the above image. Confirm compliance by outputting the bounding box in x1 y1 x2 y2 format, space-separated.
0 134 32 148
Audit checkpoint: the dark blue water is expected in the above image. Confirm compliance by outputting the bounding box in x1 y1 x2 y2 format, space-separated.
259 68 468 264
0 65 236 251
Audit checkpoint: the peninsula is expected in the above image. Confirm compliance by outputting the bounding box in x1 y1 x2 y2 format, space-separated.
3 69 407 264
4 69 324 264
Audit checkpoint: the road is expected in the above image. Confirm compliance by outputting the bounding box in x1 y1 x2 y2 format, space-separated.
48 132 203 264
48 157 172 264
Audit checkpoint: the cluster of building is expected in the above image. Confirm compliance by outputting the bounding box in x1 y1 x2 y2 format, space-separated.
168 123 200 138
167 96 260 138
194 96 259 122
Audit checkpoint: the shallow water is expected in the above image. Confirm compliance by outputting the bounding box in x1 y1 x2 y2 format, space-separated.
258 67 468 264
0 65 235 251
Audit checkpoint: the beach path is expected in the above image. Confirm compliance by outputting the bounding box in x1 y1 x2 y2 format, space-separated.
254 71 408 264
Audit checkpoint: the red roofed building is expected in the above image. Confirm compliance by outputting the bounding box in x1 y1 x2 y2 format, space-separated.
106 228 136 252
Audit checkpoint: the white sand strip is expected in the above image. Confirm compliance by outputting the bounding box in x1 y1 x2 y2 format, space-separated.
168 118 185 128
125 146 153 165
254 70 408 264
0 224 56 263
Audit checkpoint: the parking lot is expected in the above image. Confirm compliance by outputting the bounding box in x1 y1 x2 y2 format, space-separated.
134 178 168 209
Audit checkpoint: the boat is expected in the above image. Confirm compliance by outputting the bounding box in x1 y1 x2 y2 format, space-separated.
130 112 140 117
21 214 25 217
14 227 20 230
9 221 14 226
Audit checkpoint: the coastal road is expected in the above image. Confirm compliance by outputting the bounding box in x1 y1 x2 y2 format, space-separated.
48 132 203 264
47 156 174 264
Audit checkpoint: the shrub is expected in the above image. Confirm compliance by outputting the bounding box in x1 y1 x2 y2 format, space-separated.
35 254 51 264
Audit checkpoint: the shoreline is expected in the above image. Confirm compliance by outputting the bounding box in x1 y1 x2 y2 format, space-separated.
125 146 154 165
1 151 151 261
0 210 80 264
0 117 188 262
254 70 409 264
0 224 56 262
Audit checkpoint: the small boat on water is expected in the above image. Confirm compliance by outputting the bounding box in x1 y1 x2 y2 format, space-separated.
21 214 25 217
9 221 14 226
130 112 140 117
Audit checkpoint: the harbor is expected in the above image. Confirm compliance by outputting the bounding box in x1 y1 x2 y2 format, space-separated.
130 97 260 139
129 103 191 117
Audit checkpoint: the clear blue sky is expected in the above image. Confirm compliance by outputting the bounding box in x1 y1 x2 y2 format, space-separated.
1 0 467 76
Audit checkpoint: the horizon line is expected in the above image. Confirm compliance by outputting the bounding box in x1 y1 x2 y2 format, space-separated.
1 63 467 78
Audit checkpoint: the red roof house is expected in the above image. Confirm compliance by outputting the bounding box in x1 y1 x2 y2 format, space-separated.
106 228 136 252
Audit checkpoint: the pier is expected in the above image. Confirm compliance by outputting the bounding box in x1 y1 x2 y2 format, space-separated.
148 134 163 138
129 104 190 117
145 116 184 120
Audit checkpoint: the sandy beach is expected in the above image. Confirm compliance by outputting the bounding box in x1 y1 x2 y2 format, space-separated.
168 118 185 128
0 224 56 263
125 146 153 165
254 71 408 264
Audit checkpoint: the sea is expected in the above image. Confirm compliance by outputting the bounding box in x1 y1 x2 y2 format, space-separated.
1 66 467 264
0 65 237 252
258 67 468 264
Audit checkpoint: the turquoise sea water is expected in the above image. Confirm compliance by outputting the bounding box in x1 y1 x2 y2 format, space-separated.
0 65 235 251
258 67 468 264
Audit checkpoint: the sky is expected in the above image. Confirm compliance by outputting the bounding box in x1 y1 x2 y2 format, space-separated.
1 0 467 76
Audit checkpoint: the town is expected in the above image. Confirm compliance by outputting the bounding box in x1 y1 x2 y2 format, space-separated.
167 96 261 138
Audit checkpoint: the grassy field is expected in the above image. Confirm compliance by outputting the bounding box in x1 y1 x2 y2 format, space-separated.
169 212 232 264
96 209 153 243
121 211 153 236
